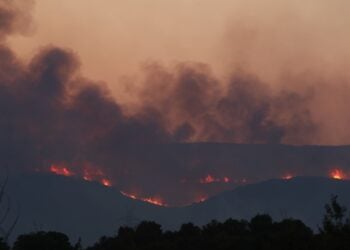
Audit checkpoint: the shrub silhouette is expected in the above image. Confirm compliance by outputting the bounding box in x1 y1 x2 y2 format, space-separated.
13 231 73 250
316 195 350 250
0 238 9 250
321 195 350 234
8 196 350 250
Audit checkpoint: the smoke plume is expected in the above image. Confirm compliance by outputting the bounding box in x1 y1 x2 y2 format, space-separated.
2 0 350 205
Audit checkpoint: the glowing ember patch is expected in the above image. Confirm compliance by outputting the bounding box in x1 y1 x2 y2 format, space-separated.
196 196 208 203
50 165 74 177
282 174 294 180
142 197 165 206
120 191 167 207
101 178 112 187
82 166 112 187
121 191 137 200
223 177 230 183
83 169 93 181
50 163 113 188
201 175 216 183
200 175 231 184
330 169 346 180
83 175 92 181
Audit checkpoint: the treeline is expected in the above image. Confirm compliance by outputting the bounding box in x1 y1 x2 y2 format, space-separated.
1 196 350 250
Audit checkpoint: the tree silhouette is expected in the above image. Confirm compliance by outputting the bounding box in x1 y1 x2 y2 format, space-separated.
321 195 350 234
0 238 9 250
177 223 201 250
117 226 136 250
317 196 350 250
13 231 73 250
73 238 83 250
0 172 19 243
250 214 273 233
273 219 313 250
135 221 162 250
7 196 350 250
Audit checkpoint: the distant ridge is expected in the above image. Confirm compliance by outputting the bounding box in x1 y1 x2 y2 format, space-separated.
188 176 350 227
4 173 350 245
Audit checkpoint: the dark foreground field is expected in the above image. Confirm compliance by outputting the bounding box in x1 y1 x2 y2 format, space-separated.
1 196 350 250
4 173 350 246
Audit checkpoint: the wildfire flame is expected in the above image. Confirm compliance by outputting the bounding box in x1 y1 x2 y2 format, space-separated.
200 174 231 184
50 165 74 177
330 169 346 180
120 191 167 207
282 174 294 180
195 195 208 203
49 163 168 206
49 163 112 187
142 197 166 206
201 175 215 183
82 166 113 187
101 178 112 187
46 164 350 206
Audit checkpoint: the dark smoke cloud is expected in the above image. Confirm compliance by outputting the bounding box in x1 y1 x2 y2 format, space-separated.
131 64 316 144
0 0 34 40
0 1 171 167
2 0 350 206
0 45 174 167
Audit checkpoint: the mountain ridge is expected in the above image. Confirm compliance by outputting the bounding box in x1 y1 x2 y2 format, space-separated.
3 173 350 245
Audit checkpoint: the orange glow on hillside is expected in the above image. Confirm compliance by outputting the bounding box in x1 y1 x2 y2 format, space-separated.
201 175 216 183
50 165 74 177
200 175 231 184
223 177 230 183
330 169 346 180
120 191 167 207
195 196 208 203
121 191 137 200
50 163 112 187
82 166 112 186
101 178 112 187
282 174 294 180
142 197 165 206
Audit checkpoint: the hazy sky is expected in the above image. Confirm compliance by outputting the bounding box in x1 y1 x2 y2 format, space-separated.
9 0 231 91
9 0 350 92
6 0 350 145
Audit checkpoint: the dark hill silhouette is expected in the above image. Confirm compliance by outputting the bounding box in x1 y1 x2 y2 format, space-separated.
79 143 350 205
5 173 350 245
187 177 350 227
5 174 183 245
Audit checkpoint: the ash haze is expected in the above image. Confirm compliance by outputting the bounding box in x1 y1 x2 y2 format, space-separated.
2 0 350 205
8 0 350 145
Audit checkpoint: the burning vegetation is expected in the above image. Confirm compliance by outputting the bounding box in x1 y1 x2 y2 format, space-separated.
282 174 294 180
330 169 347 180
49 164 112 187
120 191 167 207
50 165 74 177
199 175 231 184
47 163 350 206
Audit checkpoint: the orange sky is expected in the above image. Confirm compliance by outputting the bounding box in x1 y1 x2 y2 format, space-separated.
8 0 230 91
7 0 350 145
9 0 350 90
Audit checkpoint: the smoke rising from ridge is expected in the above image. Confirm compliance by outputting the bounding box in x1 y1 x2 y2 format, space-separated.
2 0 350 205
127 63 317 144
